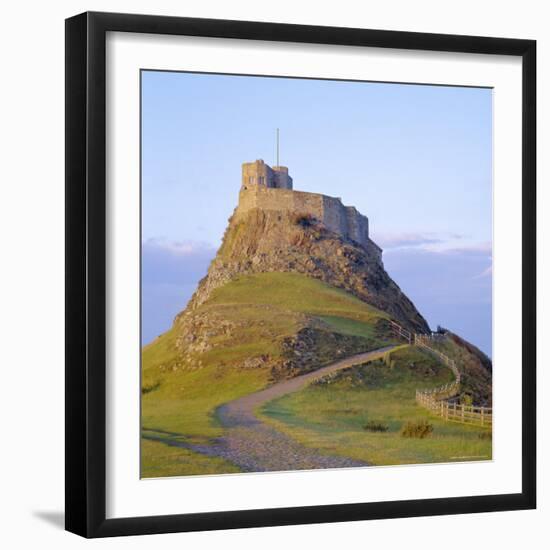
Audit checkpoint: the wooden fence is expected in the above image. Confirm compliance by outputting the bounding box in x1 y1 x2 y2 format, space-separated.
389 322 491 428
389 320 412 344
414 334 461 384
416 390 492 427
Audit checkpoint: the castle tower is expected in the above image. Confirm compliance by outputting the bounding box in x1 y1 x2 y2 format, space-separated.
241 160 293 190
272 165 293 190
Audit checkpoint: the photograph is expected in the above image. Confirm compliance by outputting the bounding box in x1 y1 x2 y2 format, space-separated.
0 0 542 544
140 70 494 478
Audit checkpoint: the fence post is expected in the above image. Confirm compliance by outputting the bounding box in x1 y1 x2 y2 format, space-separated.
480 407 484 427
461 404 465 424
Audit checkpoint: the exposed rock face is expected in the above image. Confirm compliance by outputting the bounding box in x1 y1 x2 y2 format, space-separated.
183 208 430 334
273 322 388 380
172 304 391 381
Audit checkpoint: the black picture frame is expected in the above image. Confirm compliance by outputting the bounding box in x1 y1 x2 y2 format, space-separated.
65 11 536 538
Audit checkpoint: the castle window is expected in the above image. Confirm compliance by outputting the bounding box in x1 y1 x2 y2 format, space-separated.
248 176 254 184
258 176 265 185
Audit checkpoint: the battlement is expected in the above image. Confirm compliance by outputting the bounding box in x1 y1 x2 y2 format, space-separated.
238 160 378 255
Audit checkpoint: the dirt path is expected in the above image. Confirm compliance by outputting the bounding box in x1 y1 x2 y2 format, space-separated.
188 345 398 473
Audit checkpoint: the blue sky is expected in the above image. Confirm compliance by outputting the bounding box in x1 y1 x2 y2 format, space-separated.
142 71 493 356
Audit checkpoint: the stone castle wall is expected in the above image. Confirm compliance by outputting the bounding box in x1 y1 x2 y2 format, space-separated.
237 186 373 249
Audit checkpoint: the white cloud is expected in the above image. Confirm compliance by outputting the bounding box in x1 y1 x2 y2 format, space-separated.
143 237 215 256
375 232 445 249
142 237 216 284
438 241 492 255
374 231 475 252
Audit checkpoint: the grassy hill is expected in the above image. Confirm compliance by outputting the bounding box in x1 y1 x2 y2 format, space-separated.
187 208 430 334
142 272 492 477
423 334 493 406
141 272 396 477
259 346 492 466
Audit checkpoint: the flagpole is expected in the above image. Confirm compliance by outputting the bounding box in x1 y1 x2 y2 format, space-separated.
276 128 279 166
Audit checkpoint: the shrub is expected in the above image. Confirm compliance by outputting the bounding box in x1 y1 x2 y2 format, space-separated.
400 420 433 439
364 421 389 432
460 393 473 406
294 213 315 227
142 381 160 395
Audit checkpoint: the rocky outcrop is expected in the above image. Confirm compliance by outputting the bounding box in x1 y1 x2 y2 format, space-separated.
183 208 430 334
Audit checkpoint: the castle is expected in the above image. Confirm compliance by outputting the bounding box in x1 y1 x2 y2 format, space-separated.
237 159 381 258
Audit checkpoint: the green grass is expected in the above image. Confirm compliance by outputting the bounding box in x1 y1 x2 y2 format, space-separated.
142 274 489 475
142 326 180 376
141 354 271 477
317 315 377 339
142 363 270 438
418 335 492 405
141 438 239 478
206 272 387 323
259 346 492 466
142 272 391 477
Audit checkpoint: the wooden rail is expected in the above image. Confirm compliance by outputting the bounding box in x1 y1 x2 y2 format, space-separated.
389 322 491 428
415 391 492 427
414 334 461 384
389 320 412 344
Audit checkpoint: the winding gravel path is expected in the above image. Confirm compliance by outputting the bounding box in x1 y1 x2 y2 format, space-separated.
188 345 397 473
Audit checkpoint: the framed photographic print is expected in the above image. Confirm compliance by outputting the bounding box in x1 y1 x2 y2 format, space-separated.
65 11 536 538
